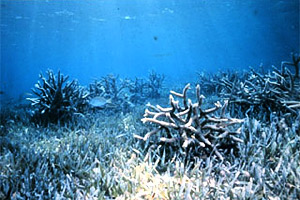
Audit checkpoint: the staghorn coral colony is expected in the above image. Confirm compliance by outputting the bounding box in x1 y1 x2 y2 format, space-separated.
0 55 300 199
136 83 244 163
26 70 89 125
219 55 300 119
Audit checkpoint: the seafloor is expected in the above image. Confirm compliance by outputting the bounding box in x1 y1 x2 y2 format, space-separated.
0 57 300 199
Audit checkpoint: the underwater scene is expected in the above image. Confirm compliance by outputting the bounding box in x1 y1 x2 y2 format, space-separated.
0 0 299 199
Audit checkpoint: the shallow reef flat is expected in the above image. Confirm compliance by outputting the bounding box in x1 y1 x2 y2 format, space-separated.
0 97 299 199
1 56 300 199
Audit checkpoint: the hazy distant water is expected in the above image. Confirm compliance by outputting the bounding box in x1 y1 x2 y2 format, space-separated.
1 0 299 100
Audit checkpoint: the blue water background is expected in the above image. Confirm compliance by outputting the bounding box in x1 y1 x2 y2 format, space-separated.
1 0 299 101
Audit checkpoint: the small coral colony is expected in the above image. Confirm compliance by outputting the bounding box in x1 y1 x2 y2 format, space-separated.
0 53 299 199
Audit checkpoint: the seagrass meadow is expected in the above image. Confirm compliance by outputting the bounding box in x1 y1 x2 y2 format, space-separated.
0 55 300 199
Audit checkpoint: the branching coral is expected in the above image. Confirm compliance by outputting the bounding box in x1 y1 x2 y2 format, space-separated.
27 70 89 125
128 71 165 103
89 79 105 98
128 77 149 103
88 72 165 112
136 83 244 162
99 74 131 101
147 70 165 98
88 74 134 113
282 53 300 79
219 55 300 118
197 70 248 96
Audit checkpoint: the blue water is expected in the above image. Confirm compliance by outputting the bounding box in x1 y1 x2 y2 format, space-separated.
1 0 299 100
